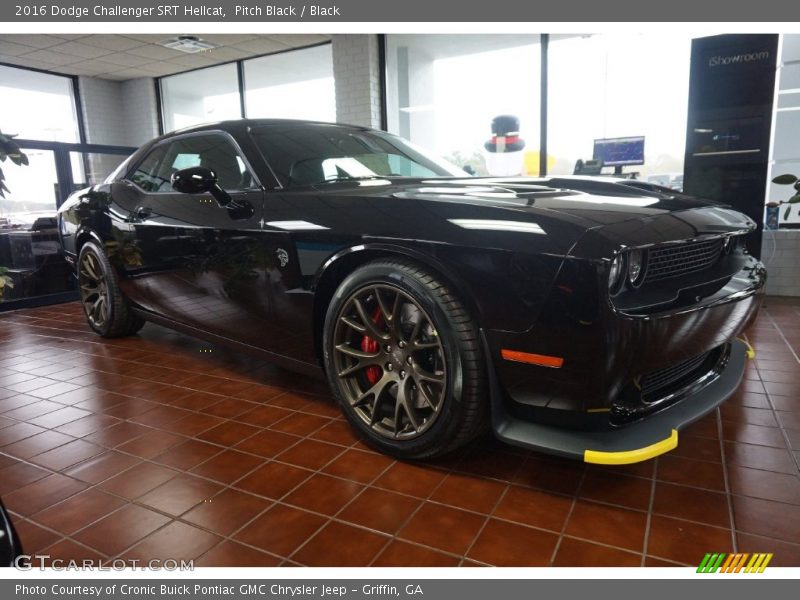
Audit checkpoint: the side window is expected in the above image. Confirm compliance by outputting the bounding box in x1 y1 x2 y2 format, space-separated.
129 145 169 192
153 134 258 193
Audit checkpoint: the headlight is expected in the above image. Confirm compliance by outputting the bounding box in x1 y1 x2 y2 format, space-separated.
627 249 647 288
608 254 625 295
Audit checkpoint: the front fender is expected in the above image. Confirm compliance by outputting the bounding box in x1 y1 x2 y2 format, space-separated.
313 240 567 333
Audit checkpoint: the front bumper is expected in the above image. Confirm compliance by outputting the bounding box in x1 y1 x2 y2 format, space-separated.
486 254 765 415
489 338 750 464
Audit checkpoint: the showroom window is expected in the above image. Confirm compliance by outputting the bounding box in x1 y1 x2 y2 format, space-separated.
158 44 336 134
160 62 242 132
0 65 134 311
385 35 542 176
0 64 81 143
547 33 693 185
244 44 335 122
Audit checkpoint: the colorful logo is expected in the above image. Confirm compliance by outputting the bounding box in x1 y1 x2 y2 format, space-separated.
697 553 773 573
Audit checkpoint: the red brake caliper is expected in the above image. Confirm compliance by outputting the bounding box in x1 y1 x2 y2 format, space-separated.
360 306 384 384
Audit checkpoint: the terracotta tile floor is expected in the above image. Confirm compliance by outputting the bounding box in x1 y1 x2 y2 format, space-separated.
1 298 799 567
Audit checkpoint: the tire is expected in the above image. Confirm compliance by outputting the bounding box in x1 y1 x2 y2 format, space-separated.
77 241 145 338
323 258 487 459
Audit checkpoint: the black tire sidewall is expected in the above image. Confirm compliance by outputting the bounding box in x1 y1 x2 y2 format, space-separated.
323 261 472 458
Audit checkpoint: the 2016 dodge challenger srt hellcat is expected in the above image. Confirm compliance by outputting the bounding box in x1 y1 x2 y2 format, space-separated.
57 119 765 464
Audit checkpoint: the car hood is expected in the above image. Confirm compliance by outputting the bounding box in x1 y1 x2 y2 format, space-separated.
294 176 755 257
315 176 722 228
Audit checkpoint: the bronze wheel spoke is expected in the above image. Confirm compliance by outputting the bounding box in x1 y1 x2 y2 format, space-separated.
335 343 378 360
415 381 438 410
353 297 389 341
340 315 366 334
375 287 401 325
412 363 445 385
395 379 420 434
353 373 392 408
337 355 382 378
412 340 439 350
79 251 110 330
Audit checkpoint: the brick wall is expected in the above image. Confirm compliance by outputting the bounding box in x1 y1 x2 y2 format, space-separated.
332 35 382 128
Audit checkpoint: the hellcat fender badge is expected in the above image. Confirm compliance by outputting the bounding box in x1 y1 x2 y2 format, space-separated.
276 248 289 267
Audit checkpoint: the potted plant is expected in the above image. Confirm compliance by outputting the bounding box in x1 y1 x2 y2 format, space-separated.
0 130 29 300
769 173 800 224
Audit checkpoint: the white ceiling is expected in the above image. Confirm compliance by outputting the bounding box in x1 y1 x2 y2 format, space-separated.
0 34 331 81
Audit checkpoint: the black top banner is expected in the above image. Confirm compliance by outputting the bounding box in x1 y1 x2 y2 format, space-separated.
0 0 798 22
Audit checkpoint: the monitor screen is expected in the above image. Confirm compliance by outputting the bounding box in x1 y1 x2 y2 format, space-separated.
593 136 645 167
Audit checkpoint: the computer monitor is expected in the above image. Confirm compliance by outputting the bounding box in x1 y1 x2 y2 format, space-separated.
593 137 645 172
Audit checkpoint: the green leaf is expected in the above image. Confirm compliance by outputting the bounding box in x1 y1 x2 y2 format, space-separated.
9 153 28 166
789 194 800 204
785 205 792 220
772 173 798 185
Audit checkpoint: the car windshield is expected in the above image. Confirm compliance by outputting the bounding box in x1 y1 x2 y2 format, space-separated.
251 123 466 188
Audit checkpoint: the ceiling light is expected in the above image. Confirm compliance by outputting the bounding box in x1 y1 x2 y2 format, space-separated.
160 36 217 54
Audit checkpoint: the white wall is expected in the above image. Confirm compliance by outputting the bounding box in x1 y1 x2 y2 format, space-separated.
78 75 159 183
79 76 158 147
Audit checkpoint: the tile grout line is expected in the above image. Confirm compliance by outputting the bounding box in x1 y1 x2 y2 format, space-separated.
640 456 659 567
547 463 588 566
759 315 800 473
716 406 738 553
764 311 800 365
455 455 525 567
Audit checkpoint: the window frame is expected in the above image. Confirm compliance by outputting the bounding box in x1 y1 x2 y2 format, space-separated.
123 130 263 195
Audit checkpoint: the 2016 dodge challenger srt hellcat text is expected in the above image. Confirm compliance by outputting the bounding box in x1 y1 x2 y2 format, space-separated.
58 119 766 464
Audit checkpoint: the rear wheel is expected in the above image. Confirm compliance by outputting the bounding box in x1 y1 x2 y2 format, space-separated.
323 259 486 459
77 241 144 338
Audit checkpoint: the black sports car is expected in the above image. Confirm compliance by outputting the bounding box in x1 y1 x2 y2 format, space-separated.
57 119 765 464
1 499 21 567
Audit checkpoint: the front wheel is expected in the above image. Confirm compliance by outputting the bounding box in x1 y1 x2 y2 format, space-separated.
77 241 144 338
323 259 487 459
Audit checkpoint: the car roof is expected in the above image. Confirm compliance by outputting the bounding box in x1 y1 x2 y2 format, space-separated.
156 118 375 143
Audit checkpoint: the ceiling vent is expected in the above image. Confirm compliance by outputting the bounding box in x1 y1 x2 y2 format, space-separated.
161 36 217 54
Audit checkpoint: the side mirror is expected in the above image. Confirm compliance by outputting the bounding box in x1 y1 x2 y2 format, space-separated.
171 166 231 207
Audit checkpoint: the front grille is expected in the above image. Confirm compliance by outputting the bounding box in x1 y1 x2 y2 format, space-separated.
644 239 724 283
639 350 712 402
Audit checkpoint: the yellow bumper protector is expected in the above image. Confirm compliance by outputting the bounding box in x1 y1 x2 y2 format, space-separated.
737 337 756 360
584 429 678 465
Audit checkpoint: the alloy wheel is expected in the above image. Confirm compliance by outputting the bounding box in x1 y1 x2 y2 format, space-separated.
78 251 110 330
332 284 447 440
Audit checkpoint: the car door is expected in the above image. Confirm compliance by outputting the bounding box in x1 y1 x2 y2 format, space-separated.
122 131 273 346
